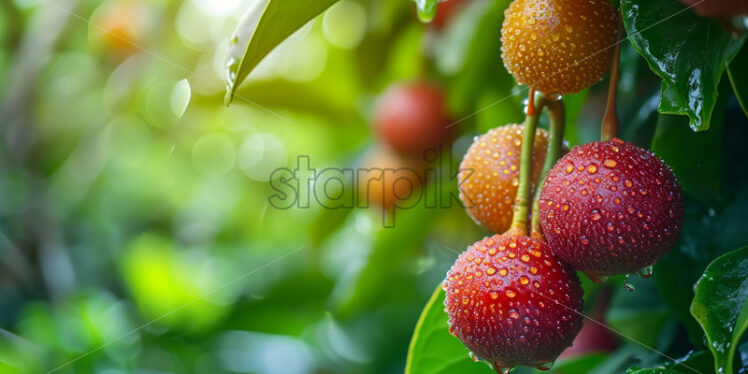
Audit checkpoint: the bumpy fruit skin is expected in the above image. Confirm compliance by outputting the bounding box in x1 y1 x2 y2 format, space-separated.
679 0 748 17
538 138 684 278
500 0 618 94
444 234 584 370
374 82 453 156
459 125 549 234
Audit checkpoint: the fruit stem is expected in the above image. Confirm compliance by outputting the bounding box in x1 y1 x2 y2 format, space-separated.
601 14 623 142
509 92 545 236
531 99 566 238
527 87 536 116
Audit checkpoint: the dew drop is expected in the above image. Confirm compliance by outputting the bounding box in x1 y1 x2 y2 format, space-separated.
590 209 602 221
546 92 563 101
639 265 654 279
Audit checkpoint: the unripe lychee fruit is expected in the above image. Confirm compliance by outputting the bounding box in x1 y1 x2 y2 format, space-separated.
374 81 454 156
500 0 619 95
444 234 584 372
459 125 549 234
538 138 684 279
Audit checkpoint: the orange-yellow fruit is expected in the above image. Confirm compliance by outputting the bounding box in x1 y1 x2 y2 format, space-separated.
90 0 154 58
500 0 619 94
357 146 424 210
459 125 549 234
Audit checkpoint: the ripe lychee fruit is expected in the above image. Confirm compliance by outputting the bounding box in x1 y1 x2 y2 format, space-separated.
538 138 684 279
459 125 549 234
374 81 454 157
443 234 584 372
500 0 619 95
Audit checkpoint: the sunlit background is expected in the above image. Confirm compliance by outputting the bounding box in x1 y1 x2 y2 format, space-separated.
1 0 747 373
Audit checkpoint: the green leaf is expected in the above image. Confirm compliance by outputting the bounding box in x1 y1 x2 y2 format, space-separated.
626 368 685 374
620 0 746 131
691 246 748 374
225 0 339 105
650 112 724 202
727 45 748 118
413 0 439 22
406 285 494 374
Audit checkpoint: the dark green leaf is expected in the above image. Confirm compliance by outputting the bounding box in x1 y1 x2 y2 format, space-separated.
727 45 748 118
406 286 494 374
626 368 686 374
650 112 723 202
621 0 746 131
225 0 339 105
607 277 671 349
691 246 748 374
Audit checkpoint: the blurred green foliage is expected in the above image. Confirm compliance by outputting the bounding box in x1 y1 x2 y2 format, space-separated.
0 0 747 373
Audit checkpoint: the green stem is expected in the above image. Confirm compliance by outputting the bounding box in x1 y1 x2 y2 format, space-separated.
601 13 622 141
531 99 566 237
509 91 545 236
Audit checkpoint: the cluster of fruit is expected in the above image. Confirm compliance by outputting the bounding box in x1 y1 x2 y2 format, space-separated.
441 0 685 372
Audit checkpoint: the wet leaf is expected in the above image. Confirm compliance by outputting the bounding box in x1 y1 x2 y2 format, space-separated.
406 285 493 374
727 45 748 118
691 246 748 374
225 0 339 105
620 0 746 131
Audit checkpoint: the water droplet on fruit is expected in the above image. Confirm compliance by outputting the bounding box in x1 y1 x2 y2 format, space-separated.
603 159 617 168
590 210 602 221
506 289 517 298
639 265 654 278
469 351 478 362
546 92 562 101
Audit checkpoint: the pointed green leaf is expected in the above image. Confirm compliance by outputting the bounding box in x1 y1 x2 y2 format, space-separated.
620 0 746 131
691 246 748 374
406 285 493 374
225 0 339 105
727 45 748 118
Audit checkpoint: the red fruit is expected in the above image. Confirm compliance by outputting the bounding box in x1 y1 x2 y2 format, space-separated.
459 125 550 234
679 0 748 17
443 234 584 372
432 0 467 30
538 138 684 279
374 82 453 156
500 0 619 94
